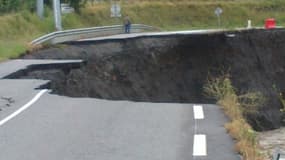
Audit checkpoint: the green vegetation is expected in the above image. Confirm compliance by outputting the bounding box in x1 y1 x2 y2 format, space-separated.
0 0 35 14
280 95 285 113
204 73 266 160
273 84 285 113
1 0 285 59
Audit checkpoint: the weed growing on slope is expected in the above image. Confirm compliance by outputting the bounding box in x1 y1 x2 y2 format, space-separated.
204 73 266 160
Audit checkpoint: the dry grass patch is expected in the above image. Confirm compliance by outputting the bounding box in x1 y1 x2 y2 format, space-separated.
218 94 242 120
204 73 266 160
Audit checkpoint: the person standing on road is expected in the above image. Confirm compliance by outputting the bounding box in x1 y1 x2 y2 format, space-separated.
124 15 131 33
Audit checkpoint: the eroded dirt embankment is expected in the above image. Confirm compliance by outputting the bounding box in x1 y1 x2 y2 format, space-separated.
21 29 285 131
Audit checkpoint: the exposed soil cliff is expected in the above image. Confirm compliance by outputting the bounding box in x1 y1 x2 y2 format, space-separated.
22 29 285 131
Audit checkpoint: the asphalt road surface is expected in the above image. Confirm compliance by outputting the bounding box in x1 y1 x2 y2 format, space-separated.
0 60 240 160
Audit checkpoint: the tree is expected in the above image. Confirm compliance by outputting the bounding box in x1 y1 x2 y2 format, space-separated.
0 0 35 13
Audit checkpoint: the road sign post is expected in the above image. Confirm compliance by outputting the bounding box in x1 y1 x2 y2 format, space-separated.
110 1 121 18
215 7 223 28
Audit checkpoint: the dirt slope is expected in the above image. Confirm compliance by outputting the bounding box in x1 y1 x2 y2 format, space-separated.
22 29 285 131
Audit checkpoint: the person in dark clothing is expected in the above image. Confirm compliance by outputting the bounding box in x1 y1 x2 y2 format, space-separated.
124 15 131 33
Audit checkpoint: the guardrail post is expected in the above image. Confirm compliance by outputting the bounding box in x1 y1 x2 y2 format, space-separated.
53 0 62 31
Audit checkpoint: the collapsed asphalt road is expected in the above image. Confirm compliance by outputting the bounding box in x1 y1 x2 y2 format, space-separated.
4 28 284 159
23 29 285 131
0 59 239 159
22 29 285 131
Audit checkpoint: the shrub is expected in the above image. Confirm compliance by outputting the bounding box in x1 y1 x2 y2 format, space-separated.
204 74 235 100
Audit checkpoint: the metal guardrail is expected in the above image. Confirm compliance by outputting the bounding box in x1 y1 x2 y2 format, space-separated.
30 24 160 46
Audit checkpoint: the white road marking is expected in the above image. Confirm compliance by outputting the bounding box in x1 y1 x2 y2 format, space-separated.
193 134 207 156
193 105 204 119
0 89 48 127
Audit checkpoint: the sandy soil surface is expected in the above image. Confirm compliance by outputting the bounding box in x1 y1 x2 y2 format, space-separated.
258 127 285 159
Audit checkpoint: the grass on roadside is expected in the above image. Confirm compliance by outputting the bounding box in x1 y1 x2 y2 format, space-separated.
204 73 266 160
2 0 285 60
0 40 27 60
